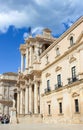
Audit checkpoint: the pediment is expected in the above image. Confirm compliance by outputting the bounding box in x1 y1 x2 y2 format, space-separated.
45 73 51 77
55 66 62 72
69 55 76 63
72 92 79 97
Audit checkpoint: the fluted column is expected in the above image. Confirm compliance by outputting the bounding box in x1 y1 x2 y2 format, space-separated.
29 85 32 113
17 91 20 115
21 54 24 72
34 81 38 114
30 46 33 67
20 89 23 114
25 87 29 114
26 47 29 69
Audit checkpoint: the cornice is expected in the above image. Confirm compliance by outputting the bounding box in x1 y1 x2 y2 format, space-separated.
20 44 26 54
42 79 83 97
40 16 83 58
2 72 18 76
30 70 42 76
42 41 83 72
0 79 17 83
25 35 54 43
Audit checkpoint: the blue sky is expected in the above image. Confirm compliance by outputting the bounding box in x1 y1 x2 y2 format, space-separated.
0 0 83 74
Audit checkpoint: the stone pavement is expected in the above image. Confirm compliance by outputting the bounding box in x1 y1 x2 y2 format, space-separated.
0 123 83 130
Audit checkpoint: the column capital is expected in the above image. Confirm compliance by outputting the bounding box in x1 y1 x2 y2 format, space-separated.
25 83 29 88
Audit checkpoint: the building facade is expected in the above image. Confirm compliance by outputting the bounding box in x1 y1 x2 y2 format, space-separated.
0 72 18 116
17 16 83 123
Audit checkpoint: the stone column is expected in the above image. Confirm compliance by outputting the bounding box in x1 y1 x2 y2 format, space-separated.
26 47 29 69
25 86 29 114
29 85 32 113
20 89 23 114
30 46 33 67
21 54 24 72
34 81 38 114
17 91 20 115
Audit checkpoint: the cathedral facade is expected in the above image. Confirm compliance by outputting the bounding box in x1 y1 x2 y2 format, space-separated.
17 16 83 123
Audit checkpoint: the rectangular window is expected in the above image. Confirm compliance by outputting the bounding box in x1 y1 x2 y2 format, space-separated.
57 74 61 87
56 48 60 56
70 36 73 46
75 99 79 112
48 104 51 115
71 66 76 82
47 80 50 89
59 102 62 113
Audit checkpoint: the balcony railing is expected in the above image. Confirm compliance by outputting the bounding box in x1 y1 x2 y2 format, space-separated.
55 82 63 90
44 87 51 94
67 76 78 84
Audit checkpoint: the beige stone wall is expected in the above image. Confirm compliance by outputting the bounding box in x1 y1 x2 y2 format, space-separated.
41 83 83 123
40 17 83 123
40 21 83 70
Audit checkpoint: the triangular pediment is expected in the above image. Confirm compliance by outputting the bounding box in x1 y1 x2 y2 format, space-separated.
55 66 62 72
72 92 79 97
45 73 51 77
69 55 76 63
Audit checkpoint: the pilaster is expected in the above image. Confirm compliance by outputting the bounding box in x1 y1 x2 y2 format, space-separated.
20 89 23 114
25 86 29 114
21 54 24 72
17 91 20 115
34 81 38 114
29 85 32 113
26 47 29 69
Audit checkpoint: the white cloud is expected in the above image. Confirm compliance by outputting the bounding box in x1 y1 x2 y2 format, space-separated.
23 26 43 39
32 27 43 35
23 32 29 39
0 0 83 34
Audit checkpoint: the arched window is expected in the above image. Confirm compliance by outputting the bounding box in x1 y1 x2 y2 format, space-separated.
56 47 60 56
70 36 74 46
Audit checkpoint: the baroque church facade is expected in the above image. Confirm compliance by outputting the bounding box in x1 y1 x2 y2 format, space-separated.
17 16 83 123
0 72 17 116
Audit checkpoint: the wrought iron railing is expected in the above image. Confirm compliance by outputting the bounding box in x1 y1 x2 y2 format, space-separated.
67 76 78 84
55 82 63 90
44 87 51 93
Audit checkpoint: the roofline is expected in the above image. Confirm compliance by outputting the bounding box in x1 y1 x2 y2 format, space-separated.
2 72 18 76
40 16 83 58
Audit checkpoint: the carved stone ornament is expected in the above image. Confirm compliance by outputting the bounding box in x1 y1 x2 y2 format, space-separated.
57 97 63 101
55 66 62 72
47 100 51 103
72 92 80 97
45 73 51 77
69 55 76 63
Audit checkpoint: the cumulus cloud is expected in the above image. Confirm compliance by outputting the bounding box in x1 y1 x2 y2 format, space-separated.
0 0 83 34
23 26 43 39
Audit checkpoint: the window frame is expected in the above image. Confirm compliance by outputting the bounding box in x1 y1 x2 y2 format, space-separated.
57 74 61 87
48 104 51 115
75 99 79 113
70 36 74 45
59 102 62 114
